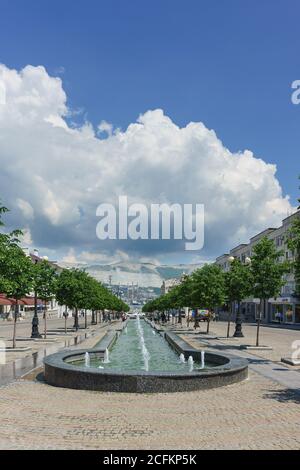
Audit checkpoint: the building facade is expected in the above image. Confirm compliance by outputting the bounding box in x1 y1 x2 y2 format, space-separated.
215 210 300 325
160 277 183 295
0 248 72 320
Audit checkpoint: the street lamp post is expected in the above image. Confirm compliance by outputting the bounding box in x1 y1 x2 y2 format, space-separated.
233 300 244 337
232 256 251 338
31 259 42 339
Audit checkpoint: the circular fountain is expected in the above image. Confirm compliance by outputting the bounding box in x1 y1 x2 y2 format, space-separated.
44 317 248 393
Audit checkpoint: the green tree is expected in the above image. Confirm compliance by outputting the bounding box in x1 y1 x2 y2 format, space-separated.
56 269 88 331
286 177 300 298
0 203 33 348
0 244 33 348
224 258 253 338
0 202 23 293
191 264 226 333
83 277 100 326
178 275 197 326
0 202 23 251
287 215 300 299
251 237 290 346
33 260 58 338
56 269 128 329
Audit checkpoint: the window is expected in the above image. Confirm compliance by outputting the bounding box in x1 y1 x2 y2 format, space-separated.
271 304 284 322
284 305 293 323
295 305 300 324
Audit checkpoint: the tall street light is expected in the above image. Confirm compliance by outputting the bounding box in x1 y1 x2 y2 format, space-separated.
31 257 42 338
232 256 251 338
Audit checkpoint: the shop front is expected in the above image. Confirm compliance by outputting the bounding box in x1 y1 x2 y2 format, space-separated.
295 304 300 324
269 298 298 324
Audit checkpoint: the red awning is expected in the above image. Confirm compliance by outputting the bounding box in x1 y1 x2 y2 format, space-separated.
19 297 44 306
21 297 35 306
10 298 26 306
0 295 13 306
0 294 37 306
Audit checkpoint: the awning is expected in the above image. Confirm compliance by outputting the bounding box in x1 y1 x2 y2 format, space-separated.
0 295 40 306
10 298 26 306
0 295 13 306
21 297 35 306
20 297 45 306
269 297 293 304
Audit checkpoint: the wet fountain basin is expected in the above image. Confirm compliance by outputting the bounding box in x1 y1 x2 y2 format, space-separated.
70 319 215 372
44 319 248 393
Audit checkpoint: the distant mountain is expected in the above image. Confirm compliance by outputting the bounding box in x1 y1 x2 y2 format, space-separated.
60 261 201 288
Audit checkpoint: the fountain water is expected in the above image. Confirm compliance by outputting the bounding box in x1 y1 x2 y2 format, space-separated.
152 331 156 335
85 352 90 367
201 350 205 369
103 348 110 363
137 316 151 371
179 353 185 363
46 318 249 393
124 326 128 334
188 355 194 372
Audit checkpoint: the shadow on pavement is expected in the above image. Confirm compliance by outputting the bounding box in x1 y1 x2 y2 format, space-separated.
264 388 300 404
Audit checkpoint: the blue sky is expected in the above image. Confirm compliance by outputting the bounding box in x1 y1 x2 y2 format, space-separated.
1 0 299 204
0 0 299 264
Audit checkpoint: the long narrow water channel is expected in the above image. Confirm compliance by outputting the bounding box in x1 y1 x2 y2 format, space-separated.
83 318 214 372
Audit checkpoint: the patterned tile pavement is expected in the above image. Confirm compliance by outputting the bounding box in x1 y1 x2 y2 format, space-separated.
0 370 299 449
0 320 299 450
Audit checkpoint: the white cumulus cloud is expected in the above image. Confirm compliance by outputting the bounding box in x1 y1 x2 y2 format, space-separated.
0 63 293 263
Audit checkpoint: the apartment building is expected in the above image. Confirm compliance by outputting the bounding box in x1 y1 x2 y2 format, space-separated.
216 210 300 325
0 248 69 320
160 278 182 295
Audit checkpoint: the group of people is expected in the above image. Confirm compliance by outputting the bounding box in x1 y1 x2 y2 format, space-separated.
148 309 219 327
62 309 114 323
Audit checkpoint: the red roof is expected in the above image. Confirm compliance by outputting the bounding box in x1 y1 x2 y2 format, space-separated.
0 294 44 306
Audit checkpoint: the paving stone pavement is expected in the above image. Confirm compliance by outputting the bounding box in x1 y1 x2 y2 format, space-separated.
181 320 300 364
180 336 300 392
0 317 121 386
0 316 105 364
0 370 299 450
0 319 299 450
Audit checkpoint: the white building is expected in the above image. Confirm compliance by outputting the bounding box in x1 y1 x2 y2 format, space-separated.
160 278 182 295
215 210 300 325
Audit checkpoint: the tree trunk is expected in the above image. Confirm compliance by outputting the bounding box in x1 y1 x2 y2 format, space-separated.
194 308 199 329
64 314 67 334
12 300 18 349
206 317 210 334
256 300 263 346
84 309 87 329
44 300 47 339
74 307 79 331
